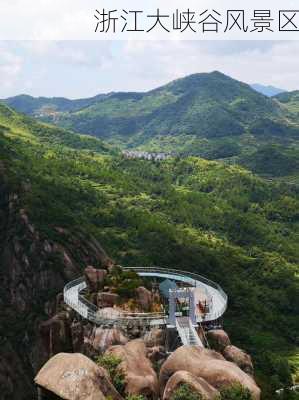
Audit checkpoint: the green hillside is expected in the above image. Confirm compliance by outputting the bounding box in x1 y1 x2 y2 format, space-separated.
2 93 107 116
275 91 299 121
22 72 290 142
0 104 298 398
0 103 113 154
3 72 299 182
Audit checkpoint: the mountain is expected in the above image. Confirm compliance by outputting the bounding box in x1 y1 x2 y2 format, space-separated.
2 72 299 178
2 93 108 116
4 72 287 141
0 103 112 154
274 90 299 121
0 104 298 398
250 84 285 97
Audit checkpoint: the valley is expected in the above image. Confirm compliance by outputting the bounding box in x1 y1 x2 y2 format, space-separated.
3 72 299 183
0 72 298 400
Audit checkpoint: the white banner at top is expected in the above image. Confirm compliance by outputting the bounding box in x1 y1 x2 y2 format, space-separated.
1 0 299 40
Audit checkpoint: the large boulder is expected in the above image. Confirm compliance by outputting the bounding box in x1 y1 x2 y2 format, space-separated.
106 339 159 399
163 371 220 400
159 346 261 400
86 327 129 353
84 266 107 292
144 328 165 347
223 345 254 376
207 329 231 352
136 286 153 312
35 352 123 400
97 292 120 308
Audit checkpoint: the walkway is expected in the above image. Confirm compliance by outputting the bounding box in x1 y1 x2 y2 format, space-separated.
176 317 204 347
63 266 227 329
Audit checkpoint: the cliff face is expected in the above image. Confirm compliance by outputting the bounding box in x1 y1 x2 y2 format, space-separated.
0 175 112 400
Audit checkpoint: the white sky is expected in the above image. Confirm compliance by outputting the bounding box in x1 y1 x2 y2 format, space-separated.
1 40 299 98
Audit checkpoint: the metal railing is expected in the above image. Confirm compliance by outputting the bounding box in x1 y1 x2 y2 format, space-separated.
63 266 227 327
64 276 167 327
123 266 228 322
176 317 204 347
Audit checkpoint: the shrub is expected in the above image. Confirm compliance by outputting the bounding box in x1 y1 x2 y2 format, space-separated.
106 266 143 300
95 354 125 394
170 383 203 400
220 383 252 400
255 351 293 391
278 389 299 400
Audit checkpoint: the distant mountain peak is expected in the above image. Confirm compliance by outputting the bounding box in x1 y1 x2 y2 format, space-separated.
250 83 285 97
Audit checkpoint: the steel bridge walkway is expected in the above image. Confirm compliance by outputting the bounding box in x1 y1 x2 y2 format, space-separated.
63 266 227 328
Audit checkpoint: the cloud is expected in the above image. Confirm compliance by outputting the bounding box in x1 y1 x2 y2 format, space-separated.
120 40 299 91
0 46 23 90
0 40 299 98
19 41 112 67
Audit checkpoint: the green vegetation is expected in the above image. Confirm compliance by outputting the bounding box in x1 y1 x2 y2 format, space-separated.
220 384 252 400
125 395 146 400
170 384 203 400
278 389 299 400
240 144 299 177
0 103 298 398
95 354 125 394
171 383 253 400
3 72 299 181
0 103 113 154
255 351 293 398
275 91 299 121
104 266 143 300
1 93 106 115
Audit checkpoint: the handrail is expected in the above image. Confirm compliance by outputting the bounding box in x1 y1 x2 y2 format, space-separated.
124 266 227 298
175 317 203 347
63 266 227 327
123 266 228 322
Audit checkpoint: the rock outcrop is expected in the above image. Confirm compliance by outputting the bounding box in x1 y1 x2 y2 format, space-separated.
0 178 114 400
136 286 153 312
70 322 85 353
207 329 231 352
106 339 159 399
84 266 107 292
85 327 129 354
147 346 167 363
163 371 220 400
39 311 73 359
144 328 165 347
0 339 35 400
159 345 261 399
223 345 254 376
97 292 120 308
35 352 123 400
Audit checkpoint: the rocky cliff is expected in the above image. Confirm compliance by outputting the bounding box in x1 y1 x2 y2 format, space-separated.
0 173 112 400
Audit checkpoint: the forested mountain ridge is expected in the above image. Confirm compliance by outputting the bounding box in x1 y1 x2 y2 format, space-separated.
0 103 298 398
3 72 299 181
0 103 113 154
2 72 289 141
2 93 108 115
275 90 299 121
